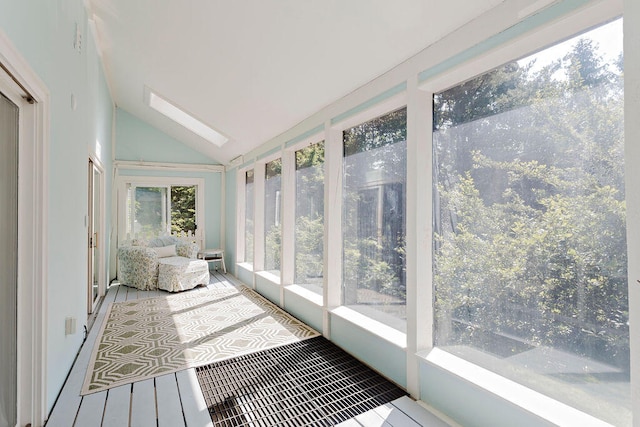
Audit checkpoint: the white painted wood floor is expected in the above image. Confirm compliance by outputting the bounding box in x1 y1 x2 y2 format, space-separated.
46 271 234 427
45 271 450 427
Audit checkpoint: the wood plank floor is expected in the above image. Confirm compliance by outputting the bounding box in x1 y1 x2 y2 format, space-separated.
45 271 450 427
46 271 234 427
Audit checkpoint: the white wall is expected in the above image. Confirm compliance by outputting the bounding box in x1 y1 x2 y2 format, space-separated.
113 109 225 256
0 0 114 414
115 108 215 164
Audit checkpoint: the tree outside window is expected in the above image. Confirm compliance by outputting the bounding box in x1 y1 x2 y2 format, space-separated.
343 107 407 330
265 159 282 275
433 19 628 425
295 142 325 294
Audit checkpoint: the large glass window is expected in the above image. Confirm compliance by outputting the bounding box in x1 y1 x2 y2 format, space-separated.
264 159 282 275
294 141 325 294
125 184 197 239
343 107 407 331
244 170 254 264
433 20 628 425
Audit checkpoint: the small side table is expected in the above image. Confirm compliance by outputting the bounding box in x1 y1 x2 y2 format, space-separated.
197 248 226 273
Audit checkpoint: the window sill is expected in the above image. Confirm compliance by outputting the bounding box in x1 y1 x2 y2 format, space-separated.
418 348 611 427
255 270 281 285
236 262 254 272
284 284 323 306
331 306 406 349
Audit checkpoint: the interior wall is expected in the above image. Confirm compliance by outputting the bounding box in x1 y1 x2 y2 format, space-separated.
0 0 114 413
114 110 223 250
115 108 212 164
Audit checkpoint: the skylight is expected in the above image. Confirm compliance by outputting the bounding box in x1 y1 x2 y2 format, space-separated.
146 88 228 147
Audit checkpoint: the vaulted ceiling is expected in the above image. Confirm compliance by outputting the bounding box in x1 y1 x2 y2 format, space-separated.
87 0 504 164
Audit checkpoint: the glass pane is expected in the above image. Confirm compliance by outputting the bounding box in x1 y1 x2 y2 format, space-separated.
294 141 325 295
127 186 169 239
0 91 18 427
343 107 407 331
245 170 254 263
264 159 282 275
170 186 196 235
432 19 628 425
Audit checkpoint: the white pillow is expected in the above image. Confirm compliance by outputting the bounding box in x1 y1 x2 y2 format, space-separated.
154 244 177 258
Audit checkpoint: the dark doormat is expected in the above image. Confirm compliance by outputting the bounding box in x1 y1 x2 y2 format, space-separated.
195 335 407 426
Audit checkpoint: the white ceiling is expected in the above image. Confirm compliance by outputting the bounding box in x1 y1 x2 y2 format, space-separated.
88 0 504 164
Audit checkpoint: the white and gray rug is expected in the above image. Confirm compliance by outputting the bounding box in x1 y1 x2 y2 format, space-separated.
82 285 319 395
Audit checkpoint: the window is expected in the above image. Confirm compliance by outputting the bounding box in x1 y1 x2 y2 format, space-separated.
125 184 198 239
432 19 628 425
264 159 282 275
343 107 407 331
294 141 325 294
245 170 255 264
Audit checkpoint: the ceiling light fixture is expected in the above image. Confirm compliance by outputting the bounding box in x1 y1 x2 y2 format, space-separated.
145 87 228 147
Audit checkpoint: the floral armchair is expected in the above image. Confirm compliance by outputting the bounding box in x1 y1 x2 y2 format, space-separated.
117 236 200 290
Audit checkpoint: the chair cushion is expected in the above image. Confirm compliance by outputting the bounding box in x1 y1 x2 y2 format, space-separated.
157 256 209 292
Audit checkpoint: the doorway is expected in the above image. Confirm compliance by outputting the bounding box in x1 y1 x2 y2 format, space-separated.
87 159 104 314
0 75 19 427
0 37 48 426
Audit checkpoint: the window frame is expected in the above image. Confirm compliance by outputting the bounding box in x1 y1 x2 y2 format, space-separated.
116 175 206 248
419 2 628 424
229 1 638 423
283 134 326 299
262 155 283 278
329 92 409 337
250 152 281 281
236 165 255 268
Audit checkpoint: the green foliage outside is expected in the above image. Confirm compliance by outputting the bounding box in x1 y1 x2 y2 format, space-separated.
295 142 325 284
171 186 196 234
265 159 282 272
245 170 255 263
343 108 407 307
132 186 196 238
433 34 628 371
133 187 166 237
295 216 324 282
265 223 281 271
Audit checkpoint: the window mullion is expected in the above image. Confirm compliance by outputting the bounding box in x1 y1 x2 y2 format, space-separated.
254 164 266 273
406 77 434 399
236 169 247 263
324 123 343 337
281 151 296 286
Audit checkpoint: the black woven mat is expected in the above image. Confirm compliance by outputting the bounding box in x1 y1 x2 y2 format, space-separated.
195 336 407 426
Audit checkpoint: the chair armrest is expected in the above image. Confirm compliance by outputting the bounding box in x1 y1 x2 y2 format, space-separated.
117 246 159 290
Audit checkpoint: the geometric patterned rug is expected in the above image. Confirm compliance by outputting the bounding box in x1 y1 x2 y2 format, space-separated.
81 285 319 395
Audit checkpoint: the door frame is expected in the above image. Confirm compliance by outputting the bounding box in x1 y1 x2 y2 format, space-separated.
87 156 105 314
0 30 50 426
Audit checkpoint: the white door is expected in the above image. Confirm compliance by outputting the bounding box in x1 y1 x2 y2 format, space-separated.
0 69 20 427
0 39 48 426
88 159 103 314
